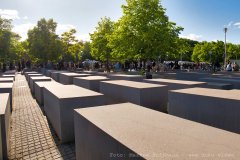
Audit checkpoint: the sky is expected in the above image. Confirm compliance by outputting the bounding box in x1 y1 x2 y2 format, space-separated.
1 0 240 43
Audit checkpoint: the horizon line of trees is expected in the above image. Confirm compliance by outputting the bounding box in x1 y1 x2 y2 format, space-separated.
1 0 240 68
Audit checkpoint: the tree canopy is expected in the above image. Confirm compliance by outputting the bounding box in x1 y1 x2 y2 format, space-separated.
0 16 23 62
90 17 114 61
27 18 62 63
108 0 183 61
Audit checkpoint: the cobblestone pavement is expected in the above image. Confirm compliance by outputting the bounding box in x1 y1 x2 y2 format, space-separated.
8 74 76 160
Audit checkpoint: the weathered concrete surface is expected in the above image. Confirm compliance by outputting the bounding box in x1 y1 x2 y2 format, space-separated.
29 76 51 94
169 87 240 133
144 78 206 90
3 70 16 75
0 83 13 111
1 74 15 81
59 73 91 84
176 72 210 81
27 74 43 83
51 71 69 82
0 77 14 83
43 85 108 143
107 74 144 82
74 103 240 160
34 81 62 106
100 80 168 112
0 93 10 160
201 77 240 89
206 82 233 90
45 70 56 77
24 71 38 77
73 76 109 92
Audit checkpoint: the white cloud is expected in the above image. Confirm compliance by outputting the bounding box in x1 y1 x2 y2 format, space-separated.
23 16 28 20
12 23 35 41
180 34 203 41
0 9 19 20
12 22 91 42
227 21 233 28
56 24 76 33
57 24 91 41
76 33 91 42
234 22 240 28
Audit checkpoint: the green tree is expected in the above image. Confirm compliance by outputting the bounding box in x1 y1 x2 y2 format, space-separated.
27 18 62 63
108 0 183 61
80 41 92 60
172 38 199 61
61 29 80 61
192 41 225 63
0 17 12 61
90 17 114 71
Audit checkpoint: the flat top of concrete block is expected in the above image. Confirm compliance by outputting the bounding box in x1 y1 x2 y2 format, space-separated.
170 87 240 100
146 78 206 85
101 80 166 88
47 70 57 72
25 71 38 74
30 76 51 80
75 103 240 159
75 76 109 81
83 71 97 74
45 84 103 98
0 93 10 115
211 73 224 76
28 74 43 76
60 72 91 77
179 72 209 75
2 74 15 77
207 82 232 86
202 77 240 82
52 71 69 73
35 81 62 87
0 83 13 88
0 77 14 81
109 74 143 78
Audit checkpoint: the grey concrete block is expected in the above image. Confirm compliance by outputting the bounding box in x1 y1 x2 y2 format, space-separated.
107 74 144 82
35 81 62 106
201 77 240 89
100 80 168 112
207 82 233 90
1 74 15 81
29 76 51 94
24 71 38 77
59 73 91 84
0 78 14 83
3 70 15 74
27 74 43 83
144 78 206 90
73 76 109 92
168 87 240 133
0 93 11 160
0 83 13 111
51 71 69 82
45 70 56 77
74 103 240 160
43 85 109 143
176 72 210 81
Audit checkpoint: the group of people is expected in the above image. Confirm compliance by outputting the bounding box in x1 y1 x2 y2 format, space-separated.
226 61 239 71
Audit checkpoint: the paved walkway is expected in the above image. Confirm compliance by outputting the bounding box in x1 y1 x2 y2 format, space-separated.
8 74 76 159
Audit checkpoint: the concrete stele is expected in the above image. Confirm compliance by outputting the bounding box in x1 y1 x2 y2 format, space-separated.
74 103 240 160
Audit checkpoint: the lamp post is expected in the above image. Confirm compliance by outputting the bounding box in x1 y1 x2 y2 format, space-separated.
224 27 228 69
